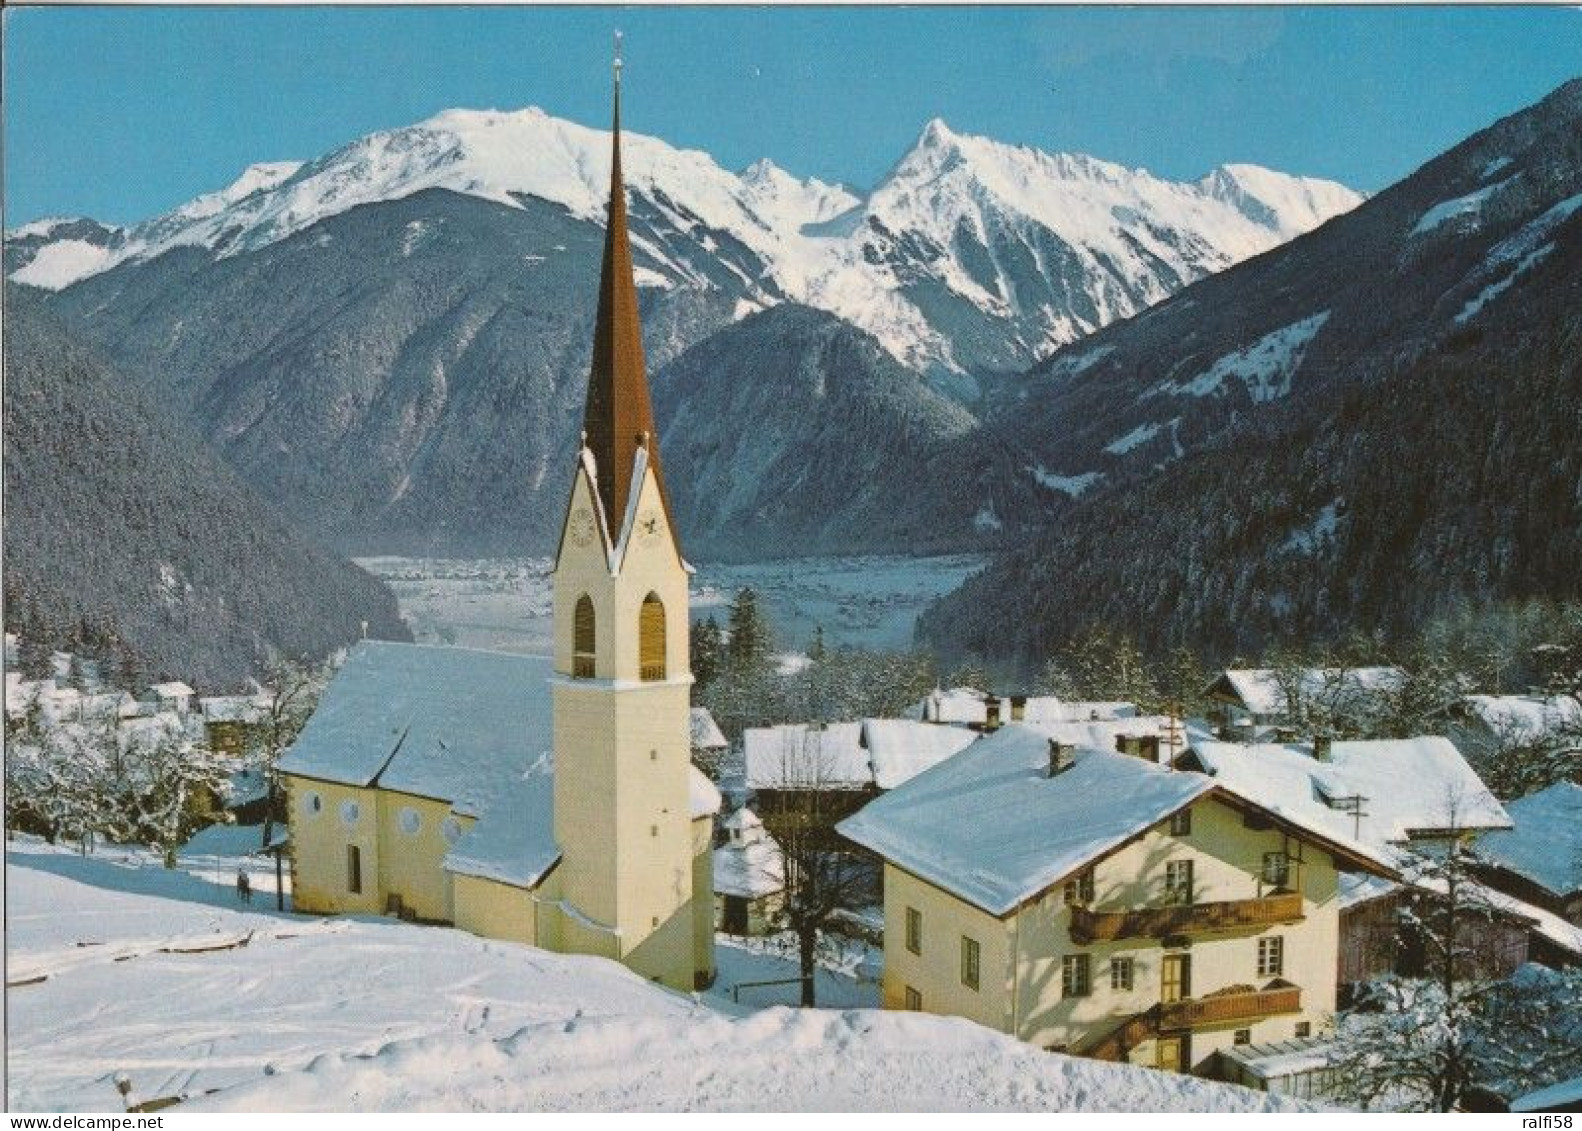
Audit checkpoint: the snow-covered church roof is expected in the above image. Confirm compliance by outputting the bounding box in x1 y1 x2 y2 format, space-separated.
278 642 556 817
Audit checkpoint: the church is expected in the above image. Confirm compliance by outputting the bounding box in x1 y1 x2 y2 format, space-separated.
278 65 720 992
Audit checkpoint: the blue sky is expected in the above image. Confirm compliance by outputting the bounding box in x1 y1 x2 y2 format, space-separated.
5 5 1582 227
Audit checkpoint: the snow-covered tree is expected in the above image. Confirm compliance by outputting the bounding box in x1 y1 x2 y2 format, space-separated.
119 719 230 868
1329 796 1533 1111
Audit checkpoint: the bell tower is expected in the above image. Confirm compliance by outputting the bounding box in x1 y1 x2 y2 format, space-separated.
548 39 699 990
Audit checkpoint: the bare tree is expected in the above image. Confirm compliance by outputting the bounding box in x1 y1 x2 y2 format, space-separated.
755 727 876 1007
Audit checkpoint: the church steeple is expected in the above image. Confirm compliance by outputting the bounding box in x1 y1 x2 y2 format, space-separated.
581 37 670 538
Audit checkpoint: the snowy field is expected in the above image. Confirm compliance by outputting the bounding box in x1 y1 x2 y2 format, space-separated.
6 835 1313 1113
357 553 986 657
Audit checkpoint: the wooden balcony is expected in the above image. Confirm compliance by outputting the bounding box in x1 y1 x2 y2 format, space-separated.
1159 983 1302 1029
1082 984 1302 1061
1069 891 1304 944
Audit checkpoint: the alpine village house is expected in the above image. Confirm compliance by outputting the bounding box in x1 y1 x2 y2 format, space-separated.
278 65 720 992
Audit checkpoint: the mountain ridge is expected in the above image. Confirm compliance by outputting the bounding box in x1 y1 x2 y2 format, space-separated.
918 76 1582 665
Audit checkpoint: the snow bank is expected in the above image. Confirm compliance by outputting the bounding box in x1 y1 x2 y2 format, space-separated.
9 836 1315 1113
192 1006 1313 1113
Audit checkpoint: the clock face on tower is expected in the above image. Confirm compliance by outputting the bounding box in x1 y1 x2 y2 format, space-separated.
568 508 597 547
638 509 665 544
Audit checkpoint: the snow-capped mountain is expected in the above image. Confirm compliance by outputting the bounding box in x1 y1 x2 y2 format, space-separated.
920 77 1582 665
9 106 1360 385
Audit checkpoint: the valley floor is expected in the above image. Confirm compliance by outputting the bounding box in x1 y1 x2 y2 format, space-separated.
357 553 988 657
5 835 1313 1113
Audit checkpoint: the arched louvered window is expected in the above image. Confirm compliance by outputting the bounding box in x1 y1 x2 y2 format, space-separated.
639 593 666 681
573 595 596 678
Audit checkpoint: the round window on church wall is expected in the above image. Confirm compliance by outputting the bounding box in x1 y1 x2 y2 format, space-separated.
340 799 360 825
399 807 422 836
304 792 323 817
442 816 463 846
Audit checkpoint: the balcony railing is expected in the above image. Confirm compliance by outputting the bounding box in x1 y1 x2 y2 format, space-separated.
1159 983 1302 1029
1069 891 1303 944
1082 984 1302 1061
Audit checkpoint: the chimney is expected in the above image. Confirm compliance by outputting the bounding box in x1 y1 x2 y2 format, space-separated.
1048 740 1076 777
1313 733 1333 762
985 695 1001 731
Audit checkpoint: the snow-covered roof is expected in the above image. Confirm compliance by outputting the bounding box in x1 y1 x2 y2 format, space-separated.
1214 1036 1337 1081
149 681 196 698
690 707 728 751
1477 781 1582 897
278 642 555 818
838 723 1216 915
713 813 785 899
201 694 272 724
1021 699 1139 723
745 717 989 792
1207 667 1405 717
745 722 870 790
689 765 723 819
912 687 990 725
1189 737 1510 853
1512 1073 1582 1113
1473 878 1582 961
442 753 559 890
1463 694 1581 740
1337 871 1399 911
862 719 979 790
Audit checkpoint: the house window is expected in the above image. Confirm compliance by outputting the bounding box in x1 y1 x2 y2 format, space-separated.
905 906 922 955
1295 1021 1312 1039
346 844 362 894
1061 954 1091 998
1064 868 1095 906
1161 953 1191 1003
1258 936 1284 978
1164 859 1194 904
1234 1029 1251 1046
904 986 922 1011
1110 956 1134 991
961 936 981 991
1170 808 1193 836
1262 851 1291 889
639 593 666 681
573 595 596 678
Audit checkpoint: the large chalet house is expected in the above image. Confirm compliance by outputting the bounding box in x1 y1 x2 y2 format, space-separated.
837 722 1395 1074
279 69 722 992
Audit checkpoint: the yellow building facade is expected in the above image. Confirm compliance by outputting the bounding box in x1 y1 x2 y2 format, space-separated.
840 725 1389 1074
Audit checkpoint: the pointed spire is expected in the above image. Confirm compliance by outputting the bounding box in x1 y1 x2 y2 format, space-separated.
580 30 670 534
